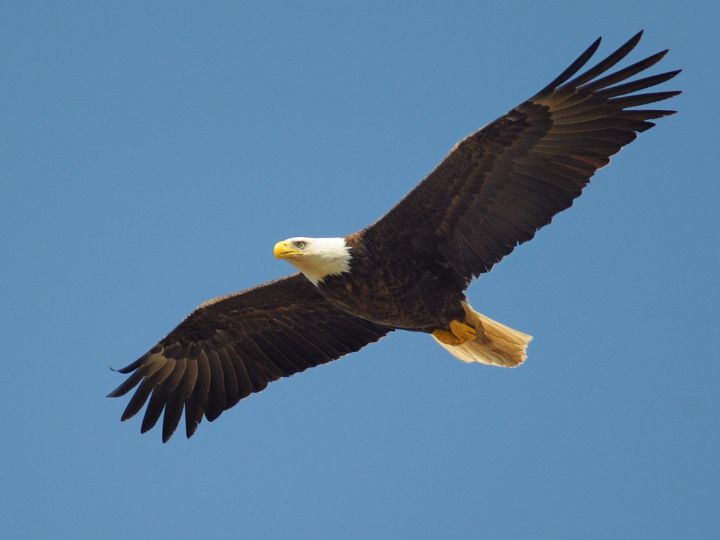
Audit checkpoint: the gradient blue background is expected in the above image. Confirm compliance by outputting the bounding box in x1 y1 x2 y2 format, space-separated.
2 2 717 538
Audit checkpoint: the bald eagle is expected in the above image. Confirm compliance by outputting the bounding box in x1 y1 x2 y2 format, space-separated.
109 32 680 441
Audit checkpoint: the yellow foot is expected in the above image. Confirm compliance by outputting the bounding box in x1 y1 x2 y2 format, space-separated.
433 320 477 345
432 328 465 346
450 320 477 341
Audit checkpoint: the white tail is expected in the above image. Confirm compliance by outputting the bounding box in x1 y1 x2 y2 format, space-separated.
432 301 533 367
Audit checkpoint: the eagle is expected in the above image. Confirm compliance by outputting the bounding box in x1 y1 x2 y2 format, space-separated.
109 31 680 442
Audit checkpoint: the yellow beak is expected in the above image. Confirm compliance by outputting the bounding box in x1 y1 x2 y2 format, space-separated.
274 241 302 259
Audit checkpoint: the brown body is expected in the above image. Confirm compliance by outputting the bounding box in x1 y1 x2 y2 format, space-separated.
318 234 466 331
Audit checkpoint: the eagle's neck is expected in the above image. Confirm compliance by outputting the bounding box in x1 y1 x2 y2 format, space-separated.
291 237 352 286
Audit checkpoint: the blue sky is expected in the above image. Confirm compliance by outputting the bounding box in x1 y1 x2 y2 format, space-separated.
2 1 718 538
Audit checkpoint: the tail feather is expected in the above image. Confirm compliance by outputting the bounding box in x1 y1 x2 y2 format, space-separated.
432 301 533 367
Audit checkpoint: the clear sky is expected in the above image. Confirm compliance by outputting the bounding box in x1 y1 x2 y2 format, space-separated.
2 1 718 539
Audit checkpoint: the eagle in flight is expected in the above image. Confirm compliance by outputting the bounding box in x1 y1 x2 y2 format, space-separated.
109 31 680 441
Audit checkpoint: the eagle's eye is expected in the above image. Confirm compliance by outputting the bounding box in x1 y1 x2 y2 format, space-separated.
294 241 306 249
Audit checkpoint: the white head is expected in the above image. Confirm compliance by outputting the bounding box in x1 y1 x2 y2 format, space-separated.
273 237 352 285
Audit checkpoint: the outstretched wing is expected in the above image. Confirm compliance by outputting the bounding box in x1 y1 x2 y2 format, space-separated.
108 274 391 442
364 31 680 282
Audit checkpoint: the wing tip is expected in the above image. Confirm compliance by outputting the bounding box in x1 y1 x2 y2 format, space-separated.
630 29 644 43
535 30 678 98
113 356 145 374
185 420 199 440
535 35 604 96
619 30 644 55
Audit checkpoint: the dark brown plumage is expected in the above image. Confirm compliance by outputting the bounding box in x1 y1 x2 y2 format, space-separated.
109 31 680 441
109 275 391 442
363 31 679 281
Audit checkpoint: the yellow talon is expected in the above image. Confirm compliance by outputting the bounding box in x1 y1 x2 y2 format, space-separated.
433 321 477 345
449 320 477 342
432 328 465 346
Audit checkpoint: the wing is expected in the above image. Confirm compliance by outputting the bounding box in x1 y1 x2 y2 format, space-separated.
363 31 680 282
108 274 391 442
